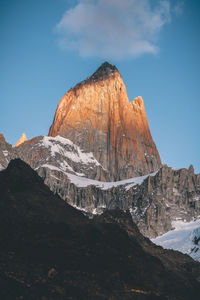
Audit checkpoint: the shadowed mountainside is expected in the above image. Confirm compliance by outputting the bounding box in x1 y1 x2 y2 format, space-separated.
0 159 200 299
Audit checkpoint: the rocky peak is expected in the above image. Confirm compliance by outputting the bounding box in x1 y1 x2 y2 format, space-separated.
74 61 118 90
48 63 161 180
15 133 27 147
188 164 194 173
89 61 118 80
0 134 6 144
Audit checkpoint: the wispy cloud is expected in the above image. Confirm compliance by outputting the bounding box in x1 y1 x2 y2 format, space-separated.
173 1 184 16
55 0 176 59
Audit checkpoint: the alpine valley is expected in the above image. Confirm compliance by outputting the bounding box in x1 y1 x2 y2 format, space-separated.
0 62 200 299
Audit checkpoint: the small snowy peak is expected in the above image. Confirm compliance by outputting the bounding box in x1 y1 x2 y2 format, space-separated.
41 136 102 168
15 133 27 147
151 218 200 262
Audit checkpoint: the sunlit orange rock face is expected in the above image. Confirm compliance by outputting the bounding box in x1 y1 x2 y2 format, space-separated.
15 133 27 148
0 134 6 143
49 62 161 180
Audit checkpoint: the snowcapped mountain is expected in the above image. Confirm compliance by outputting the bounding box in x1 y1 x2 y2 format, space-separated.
0 133 200 244
152 218 200 262
0 62 199 264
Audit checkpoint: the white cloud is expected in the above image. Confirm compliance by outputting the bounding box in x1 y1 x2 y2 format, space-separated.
55 0 173 59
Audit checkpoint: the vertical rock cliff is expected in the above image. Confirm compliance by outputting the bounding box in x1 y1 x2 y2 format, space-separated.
49 62 161 180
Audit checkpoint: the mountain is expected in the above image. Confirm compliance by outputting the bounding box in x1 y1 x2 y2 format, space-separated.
0 62 199 262
48 62 161 180
0 134 199 242
0 159 200 300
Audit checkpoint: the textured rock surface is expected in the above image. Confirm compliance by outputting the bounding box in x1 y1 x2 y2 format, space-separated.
14 133 27 147
12 135 108 180
0 134 12 169
130 165 200 238
41 164 200 239
48 62 161 180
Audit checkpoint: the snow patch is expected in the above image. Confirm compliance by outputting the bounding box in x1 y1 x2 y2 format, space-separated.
36 164 158 191
151 218 200 262
35 164 61 172
41 136 103 168
59 160 85 176
65 170 158 190
2 150 8 157
70 203 106 216
125 171 158 191
36 164 85 178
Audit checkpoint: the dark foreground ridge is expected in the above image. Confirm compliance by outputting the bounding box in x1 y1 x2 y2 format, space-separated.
0 159 200 299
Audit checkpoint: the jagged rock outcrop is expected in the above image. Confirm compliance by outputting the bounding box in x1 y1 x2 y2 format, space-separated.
40 163 200 239
0 134 12 170
1 159 200 300
15 133 27 147
6 135 109 180
48 62 161 180
130 165 200 238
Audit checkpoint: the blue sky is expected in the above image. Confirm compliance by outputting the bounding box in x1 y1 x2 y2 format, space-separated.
1 0 199 172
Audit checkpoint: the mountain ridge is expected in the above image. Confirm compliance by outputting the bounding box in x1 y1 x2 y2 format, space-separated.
0 159 200 299
0 134 199 244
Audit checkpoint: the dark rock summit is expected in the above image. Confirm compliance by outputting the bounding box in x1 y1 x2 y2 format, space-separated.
88 61 118 80
75 62 118 89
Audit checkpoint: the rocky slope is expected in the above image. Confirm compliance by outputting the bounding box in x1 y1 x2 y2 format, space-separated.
0 135 199 242
1 159 200 300
0 135 109 180
48 62 161 180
